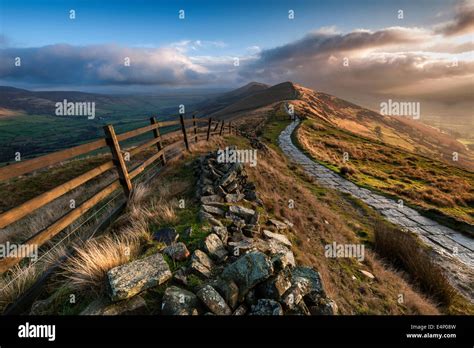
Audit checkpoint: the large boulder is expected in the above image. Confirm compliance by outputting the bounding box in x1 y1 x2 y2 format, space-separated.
161 286 199 315
107 253 172 301
196 285 232 315
221 251 274 299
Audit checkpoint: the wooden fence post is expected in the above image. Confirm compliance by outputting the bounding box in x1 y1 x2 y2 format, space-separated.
103 124 132 197
213 121 220 132
206 118 212 141
229 121 232 134
180 114 190 151
192 114 198 143
219 120 225 136
150 117 166 165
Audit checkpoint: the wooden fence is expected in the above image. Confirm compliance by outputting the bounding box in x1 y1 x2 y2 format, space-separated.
0 115 235 274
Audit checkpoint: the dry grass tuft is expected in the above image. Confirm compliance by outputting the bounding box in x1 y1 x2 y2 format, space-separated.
0 265 40 312
60 232 142 292
374 222 457 306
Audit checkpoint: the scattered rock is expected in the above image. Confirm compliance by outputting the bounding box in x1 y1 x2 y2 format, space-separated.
163 242 190 261
196 285 232 315
190 250 214 278
202 204 225 216
263 230 292 248
101 296 147 315
201 195 223 204
257 271 292 300
212 226 229 244
229 205 256 222
268 219 288 230
250 299 283 315
173 268 188 286
225 193 245 203
222 251 274 299
161 286 199 315
213 279 239 309
232 304 247 315
152 227 178 245
80 296 148 315
203 233 228 260
107 253 172 301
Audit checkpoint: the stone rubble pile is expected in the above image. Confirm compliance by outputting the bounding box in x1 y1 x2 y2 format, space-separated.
80 148 337 316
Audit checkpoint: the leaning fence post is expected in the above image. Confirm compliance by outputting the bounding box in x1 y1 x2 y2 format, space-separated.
192 114 198 143
150 117 166 165
229 121 232 134
219 120 225 136
206 118 212 141
213 121 220 132
103 124 132 197
180 114 190 151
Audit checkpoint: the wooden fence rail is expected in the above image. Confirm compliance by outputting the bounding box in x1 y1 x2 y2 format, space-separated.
0 115 235 273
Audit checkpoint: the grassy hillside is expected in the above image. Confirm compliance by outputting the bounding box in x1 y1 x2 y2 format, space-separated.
295 118 474 225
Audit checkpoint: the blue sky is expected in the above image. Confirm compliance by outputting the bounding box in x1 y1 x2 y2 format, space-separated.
2 0 456 54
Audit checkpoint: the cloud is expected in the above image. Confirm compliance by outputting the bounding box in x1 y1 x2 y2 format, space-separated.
0 44 217 86
238 25 474 106
436 0 474 36
170 40 227 53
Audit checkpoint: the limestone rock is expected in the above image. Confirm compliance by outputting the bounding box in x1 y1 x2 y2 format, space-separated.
196 285 232 315
190 250 214 278
161 286 199 315
202 204 225 216
268 218 288 230
225 193 245 203
257 271 292 300
163 242 190 261
201 195 223 204
229 205 256 222
203 233 228 260
107 253 172 301
263 230 292 248
249 299 283 315
221 251 274 299
232 304 247 315
211 226 229 244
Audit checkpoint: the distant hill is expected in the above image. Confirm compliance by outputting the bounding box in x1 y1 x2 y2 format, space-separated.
208 81 297 120
192 82 269 117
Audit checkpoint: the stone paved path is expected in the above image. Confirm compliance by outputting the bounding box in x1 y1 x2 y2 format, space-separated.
278 119 474 270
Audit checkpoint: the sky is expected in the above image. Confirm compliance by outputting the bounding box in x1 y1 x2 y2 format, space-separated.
0 0 473 119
